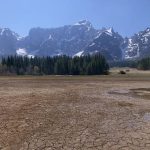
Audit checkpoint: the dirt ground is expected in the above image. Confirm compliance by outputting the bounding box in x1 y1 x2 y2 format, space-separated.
1 74 150 150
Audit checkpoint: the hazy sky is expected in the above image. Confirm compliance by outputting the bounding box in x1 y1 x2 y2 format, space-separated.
0 0 150 37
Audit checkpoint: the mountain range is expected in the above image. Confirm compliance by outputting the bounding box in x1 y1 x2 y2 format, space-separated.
0 20 150 61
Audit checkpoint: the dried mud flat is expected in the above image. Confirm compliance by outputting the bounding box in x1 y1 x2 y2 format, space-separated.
1 76 150 150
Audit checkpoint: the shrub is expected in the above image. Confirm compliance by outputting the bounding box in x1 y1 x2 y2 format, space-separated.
119 70 126 74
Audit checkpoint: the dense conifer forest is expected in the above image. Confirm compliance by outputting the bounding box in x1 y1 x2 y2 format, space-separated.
110 57 150 70
0 54 109 75
138 57 150 70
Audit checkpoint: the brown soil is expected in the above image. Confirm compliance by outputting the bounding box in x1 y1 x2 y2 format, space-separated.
0 75 150 150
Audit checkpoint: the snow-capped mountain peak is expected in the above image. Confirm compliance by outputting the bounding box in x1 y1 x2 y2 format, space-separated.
74 20 92 28
105 28 113 36
95 28 114 39
83 28 124 61
0 21 150 61
0 28 23 41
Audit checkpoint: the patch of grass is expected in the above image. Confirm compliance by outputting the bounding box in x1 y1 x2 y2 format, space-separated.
131 88 150 100
117 102 134 107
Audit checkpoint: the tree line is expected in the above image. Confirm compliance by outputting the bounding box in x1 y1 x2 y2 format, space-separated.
109 60 137 68
138 57 150 70
110 57 150 70
0 54 109 75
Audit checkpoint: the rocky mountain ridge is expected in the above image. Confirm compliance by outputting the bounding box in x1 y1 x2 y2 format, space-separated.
0 20 150 61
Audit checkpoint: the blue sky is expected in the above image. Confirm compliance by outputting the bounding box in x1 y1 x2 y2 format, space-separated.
0 0 150 37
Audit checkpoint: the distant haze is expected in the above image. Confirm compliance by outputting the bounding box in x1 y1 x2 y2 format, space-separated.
0 0 150 37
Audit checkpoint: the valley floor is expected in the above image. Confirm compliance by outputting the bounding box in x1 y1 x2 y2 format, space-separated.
1 73 150 149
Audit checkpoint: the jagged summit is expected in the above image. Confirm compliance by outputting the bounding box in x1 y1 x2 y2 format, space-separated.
104 28 114 36
0 28 22 40
83 27 123 61
0 21 150 61
145 28 150 32
74 20 92 27
95 27 115 39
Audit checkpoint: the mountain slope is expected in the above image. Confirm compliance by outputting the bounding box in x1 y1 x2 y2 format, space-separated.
122 28 150 59
83 28 124 61
0 28 21 56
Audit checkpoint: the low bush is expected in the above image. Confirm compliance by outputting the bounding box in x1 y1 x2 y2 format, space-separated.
119 70 126 74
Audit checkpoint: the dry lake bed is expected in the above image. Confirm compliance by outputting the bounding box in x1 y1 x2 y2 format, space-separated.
1 72 150 150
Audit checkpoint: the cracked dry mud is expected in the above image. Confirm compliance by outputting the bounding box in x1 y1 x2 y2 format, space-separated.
0 76 150 150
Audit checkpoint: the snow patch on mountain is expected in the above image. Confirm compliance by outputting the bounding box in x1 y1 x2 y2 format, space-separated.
74 20 93 31
123 38 140 59
89 50 99 55
16 48 35 58
94 28 113 40
105 28 113 36
89 42 95 47
95 32 102 39
48 34 53 40
16 36 24 41
74 20 91 26
144 32 150 37
74 51 84 57
16 48 27 56
0 29 5 35
28 55 35 58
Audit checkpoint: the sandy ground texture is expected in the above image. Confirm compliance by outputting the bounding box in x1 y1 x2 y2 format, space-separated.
0 74 150 150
